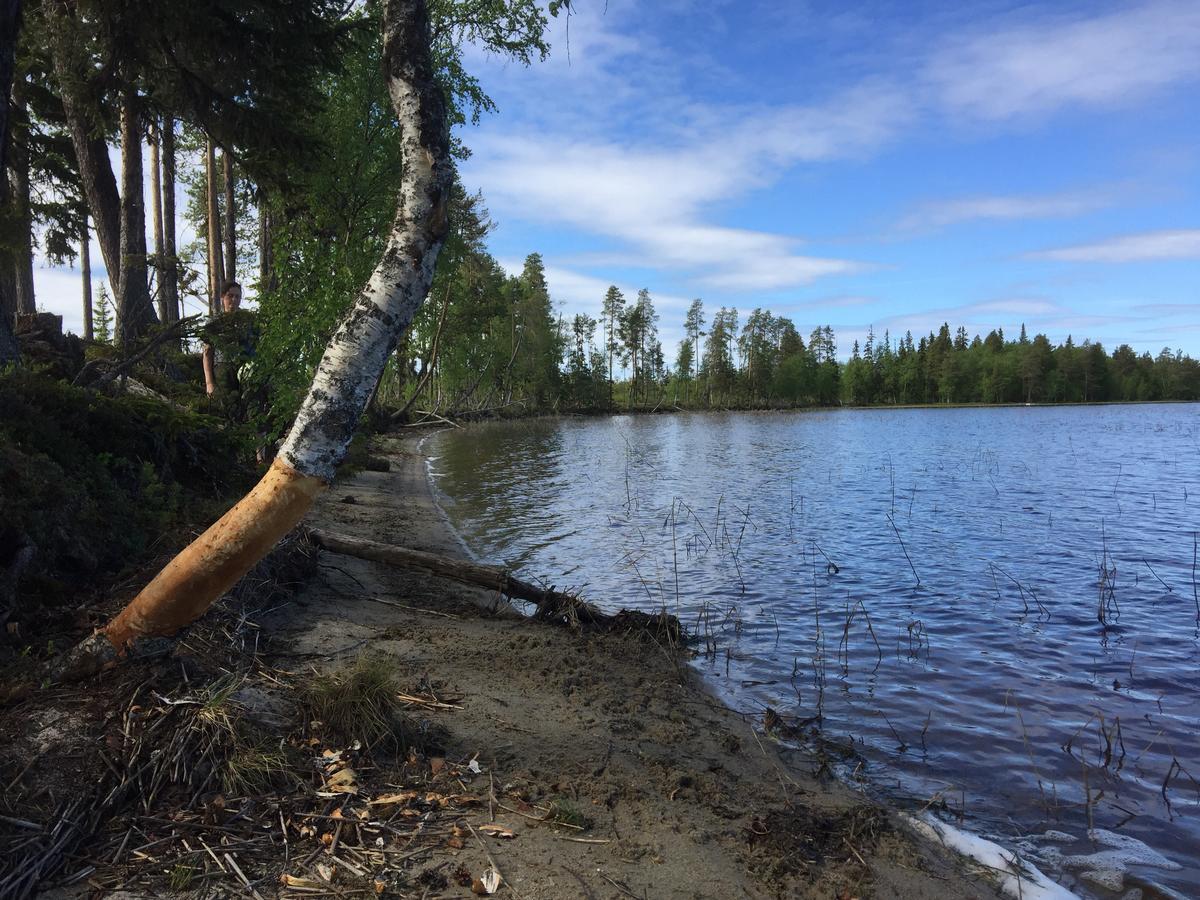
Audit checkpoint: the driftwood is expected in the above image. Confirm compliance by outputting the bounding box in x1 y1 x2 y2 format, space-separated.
308 528 684 642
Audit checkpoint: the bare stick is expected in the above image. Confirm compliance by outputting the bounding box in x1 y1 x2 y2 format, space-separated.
1142 558 1173 593
1193 532 1199 622
887 514 920 587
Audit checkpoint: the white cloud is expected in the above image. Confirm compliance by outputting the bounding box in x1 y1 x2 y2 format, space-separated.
1030 229 1200 262
925 0 1200 121
786 295 878 310
469 126 871 294
856 297 1068 339
897 190 1114 232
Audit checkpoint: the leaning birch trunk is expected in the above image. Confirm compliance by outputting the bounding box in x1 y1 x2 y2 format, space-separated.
61 0 451 676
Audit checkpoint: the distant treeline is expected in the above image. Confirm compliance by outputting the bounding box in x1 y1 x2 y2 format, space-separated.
377 244 1200 416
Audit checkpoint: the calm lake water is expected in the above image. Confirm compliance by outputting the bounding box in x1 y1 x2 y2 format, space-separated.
426 406 1200 896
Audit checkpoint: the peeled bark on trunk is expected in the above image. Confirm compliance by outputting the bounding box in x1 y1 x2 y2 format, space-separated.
67 0 452 671
222 150 236 284
81 214 93 340
161 117 179 323
117 88 156 347
205 140 224 315
103 460 324 648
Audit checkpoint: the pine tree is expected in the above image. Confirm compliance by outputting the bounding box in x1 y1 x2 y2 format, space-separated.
92 282 113 343
601 285 625 383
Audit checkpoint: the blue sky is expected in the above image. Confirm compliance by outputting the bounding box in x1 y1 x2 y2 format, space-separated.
456 0 1200 359
31 0 1199 361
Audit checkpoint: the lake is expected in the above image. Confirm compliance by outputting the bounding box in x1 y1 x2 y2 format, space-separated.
426 405 1200 897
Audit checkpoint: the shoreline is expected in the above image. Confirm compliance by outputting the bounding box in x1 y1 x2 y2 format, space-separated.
291 429 1015 898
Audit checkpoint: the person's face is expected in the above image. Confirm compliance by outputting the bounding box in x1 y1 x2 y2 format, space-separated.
221 287 242 313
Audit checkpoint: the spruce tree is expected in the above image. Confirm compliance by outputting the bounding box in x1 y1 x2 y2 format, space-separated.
92 282 113 343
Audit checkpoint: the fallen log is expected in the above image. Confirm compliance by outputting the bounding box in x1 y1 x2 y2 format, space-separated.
307 528 684 643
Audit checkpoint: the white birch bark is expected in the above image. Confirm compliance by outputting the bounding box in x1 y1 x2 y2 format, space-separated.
279 0 452 482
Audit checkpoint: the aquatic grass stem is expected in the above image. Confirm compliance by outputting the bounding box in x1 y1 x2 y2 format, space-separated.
886 513 920 587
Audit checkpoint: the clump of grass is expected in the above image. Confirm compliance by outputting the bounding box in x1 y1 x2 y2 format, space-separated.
197 673 243 733
545 798 590 830
168 862 199 891
222 745 293 795
195 674 298 794
302 654 407 749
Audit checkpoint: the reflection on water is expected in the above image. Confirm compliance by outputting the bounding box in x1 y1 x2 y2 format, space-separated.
427 405 1200 895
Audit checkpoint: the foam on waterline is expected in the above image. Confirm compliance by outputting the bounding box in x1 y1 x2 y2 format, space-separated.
1079 867 1124 892
1061 829 1183 873
903 813 1079 900
1041 830 1077 843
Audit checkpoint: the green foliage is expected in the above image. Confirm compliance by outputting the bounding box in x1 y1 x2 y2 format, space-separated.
430 0 550 130
249 2 557 436
0 371 243 607
92 282 113 344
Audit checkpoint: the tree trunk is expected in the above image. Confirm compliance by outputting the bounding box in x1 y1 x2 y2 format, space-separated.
117 87 156 347
0 181 13 326
9 95 33 315
310 529 682 638
205 140 224 314
0 0 18 175
395 281 451 420
0 0 20 357
222 150 236 284
310 529 575 611
81 213 93 340
149 119 167 322
48 15 122 303
161 117 179 323
258 192 275 295
70 0 452 670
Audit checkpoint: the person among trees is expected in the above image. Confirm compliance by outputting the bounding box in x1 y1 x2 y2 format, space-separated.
200 280 258 409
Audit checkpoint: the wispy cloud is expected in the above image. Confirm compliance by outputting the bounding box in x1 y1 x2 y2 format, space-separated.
497 258 693 316
896 190 1115 233
470 134 870 293
925 0 1200 121
1131 302 1200 316
1030 229 1200 262
858 297 1067 338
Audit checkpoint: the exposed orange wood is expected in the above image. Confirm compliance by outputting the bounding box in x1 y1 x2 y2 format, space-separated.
103 460 325 651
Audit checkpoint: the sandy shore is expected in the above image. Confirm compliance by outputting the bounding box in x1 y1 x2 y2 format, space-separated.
262 430 1007 899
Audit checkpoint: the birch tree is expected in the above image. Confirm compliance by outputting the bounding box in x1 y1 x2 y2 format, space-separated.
65 0 455 672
